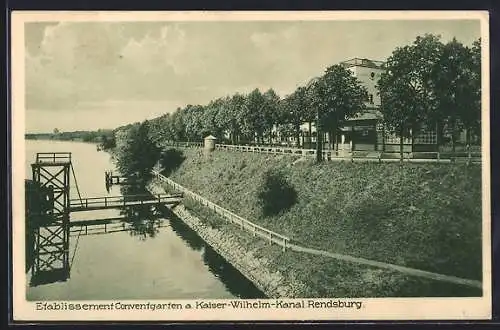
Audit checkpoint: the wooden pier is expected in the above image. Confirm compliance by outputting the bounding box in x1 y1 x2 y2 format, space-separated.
69 193 183 212
27 151 185 286
105 171 138 186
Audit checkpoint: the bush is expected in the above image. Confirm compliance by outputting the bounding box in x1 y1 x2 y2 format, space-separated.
160 148 186 176
256 170 297 217
115 120 161 181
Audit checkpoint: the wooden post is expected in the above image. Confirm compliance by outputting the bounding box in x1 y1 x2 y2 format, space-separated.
104 197 107 207
269 232 272 244
283 239 286 251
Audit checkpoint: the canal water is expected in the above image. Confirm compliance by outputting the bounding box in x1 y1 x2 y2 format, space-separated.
25 140 265 300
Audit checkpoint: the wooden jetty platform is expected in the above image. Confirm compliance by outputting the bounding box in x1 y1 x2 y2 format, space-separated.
105 171 138 186
69 193 183 212
27 151 184 287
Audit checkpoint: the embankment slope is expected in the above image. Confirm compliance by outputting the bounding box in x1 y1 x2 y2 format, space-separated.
161 148 482 297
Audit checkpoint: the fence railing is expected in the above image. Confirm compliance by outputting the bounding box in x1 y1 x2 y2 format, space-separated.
161 141 203 148
214 144 481 164
159 141 481 163
36 152 72 163
69 193 183 209
151 171 482 289
152 171 291 250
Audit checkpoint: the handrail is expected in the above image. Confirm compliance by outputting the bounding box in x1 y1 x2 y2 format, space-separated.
36 152 72 163
162 141 203 148
69 193 183 207
213 144 481 163
151 171 484 289
69 193 181 202
152 171 291 247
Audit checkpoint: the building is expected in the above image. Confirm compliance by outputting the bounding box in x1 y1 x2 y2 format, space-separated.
340 58 385 151
344 58 440 152
297 57 438 152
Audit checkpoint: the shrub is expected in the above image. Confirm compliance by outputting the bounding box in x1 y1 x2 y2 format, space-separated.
160 148 186 176
256 170 298 217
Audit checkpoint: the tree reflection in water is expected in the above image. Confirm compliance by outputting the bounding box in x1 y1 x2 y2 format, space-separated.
117 185 266 298
159 204 266 299
119 184 163 240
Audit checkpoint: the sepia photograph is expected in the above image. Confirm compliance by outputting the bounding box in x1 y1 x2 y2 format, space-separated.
11 11 491 321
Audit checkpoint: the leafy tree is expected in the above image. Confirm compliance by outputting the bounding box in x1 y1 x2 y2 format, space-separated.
262 88 281 145
116 120 161 183
378 34 443 161
276 121 296 146
468 38 482 145
183 105 205 142
226 94 246 144
434 37 480 152
170 108 186 141
203 98 225 139
282 86 310 147
213 95 245 144
310 65 367 156
240 89 267 144
101 134 116 150
431 38 480 154
304 81 319 146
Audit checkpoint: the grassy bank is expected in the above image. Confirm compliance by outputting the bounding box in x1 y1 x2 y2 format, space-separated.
167 188 481 297
161 148 482 294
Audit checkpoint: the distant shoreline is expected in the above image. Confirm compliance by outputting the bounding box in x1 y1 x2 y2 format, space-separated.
25 136 98 144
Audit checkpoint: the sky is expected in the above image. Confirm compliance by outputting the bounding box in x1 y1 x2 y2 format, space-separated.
23 19 481 133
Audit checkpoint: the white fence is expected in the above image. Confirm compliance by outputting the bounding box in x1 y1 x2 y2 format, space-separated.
161 141 203 148
162 142 480 164
215 144 483 164
153 171 291 250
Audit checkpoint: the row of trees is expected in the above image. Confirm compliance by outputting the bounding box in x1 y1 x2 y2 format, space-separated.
143 66 369 151
378 35 481 156
115 34 480 162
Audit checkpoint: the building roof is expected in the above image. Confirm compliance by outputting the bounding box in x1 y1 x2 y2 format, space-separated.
204 135 217 140
340 58 385 70
347 110 383 121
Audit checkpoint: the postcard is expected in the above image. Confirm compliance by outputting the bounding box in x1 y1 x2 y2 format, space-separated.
11 10 491 321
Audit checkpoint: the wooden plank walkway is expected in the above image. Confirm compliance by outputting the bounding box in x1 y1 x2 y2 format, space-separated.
69 193 183 212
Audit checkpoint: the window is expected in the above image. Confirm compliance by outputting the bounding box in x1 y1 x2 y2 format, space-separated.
370 72 375 79
415 130 437 144
369 94 374 104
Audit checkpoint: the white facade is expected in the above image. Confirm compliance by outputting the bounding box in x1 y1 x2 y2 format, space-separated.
297 58 385 134
346 65 384 108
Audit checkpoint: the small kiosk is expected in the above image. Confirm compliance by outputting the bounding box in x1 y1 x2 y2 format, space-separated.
204 135 217 153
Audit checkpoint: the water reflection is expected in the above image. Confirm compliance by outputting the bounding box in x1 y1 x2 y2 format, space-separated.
159 205 266 299
113 183 266 298
26 140 265 299
117 184 163 240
